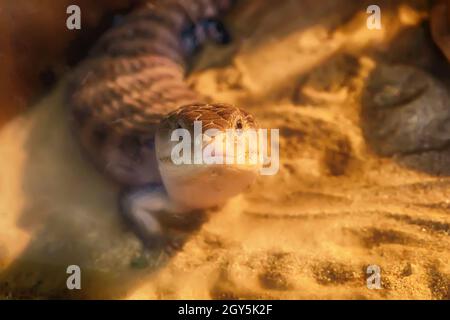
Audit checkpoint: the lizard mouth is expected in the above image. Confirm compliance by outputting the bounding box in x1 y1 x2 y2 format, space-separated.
156 132 260 209
157 139 261 169
157 162 258 209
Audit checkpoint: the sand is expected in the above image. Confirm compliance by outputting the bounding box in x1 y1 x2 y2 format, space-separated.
0 0 449 299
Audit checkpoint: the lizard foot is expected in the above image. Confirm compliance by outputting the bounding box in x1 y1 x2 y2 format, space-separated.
119 184 204 255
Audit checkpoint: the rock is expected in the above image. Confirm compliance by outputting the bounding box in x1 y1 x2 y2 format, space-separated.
361 64 450 156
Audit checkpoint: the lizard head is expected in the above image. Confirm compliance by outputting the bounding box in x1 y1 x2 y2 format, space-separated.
155 103 261 209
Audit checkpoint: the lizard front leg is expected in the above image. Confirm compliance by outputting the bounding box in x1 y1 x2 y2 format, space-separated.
119 185 206 254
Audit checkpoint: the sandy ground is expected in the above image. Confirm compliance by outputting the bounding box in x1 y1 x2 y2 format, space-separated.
0 0 449 299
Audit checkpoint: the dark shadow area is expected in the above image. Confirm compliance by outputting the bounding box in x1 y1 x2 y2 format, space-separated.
0 0 141 128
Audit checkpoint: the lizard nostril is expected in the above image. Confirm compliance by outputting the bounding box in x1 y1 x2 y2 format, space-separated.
236 120 243 130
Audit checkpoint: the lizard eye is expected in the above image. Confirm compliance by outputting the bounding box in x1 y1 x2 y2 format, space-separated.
235 120 243 130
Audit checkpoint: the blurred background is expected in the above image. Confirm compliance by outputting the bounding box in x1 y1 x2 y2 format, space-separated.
0 0 141 127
